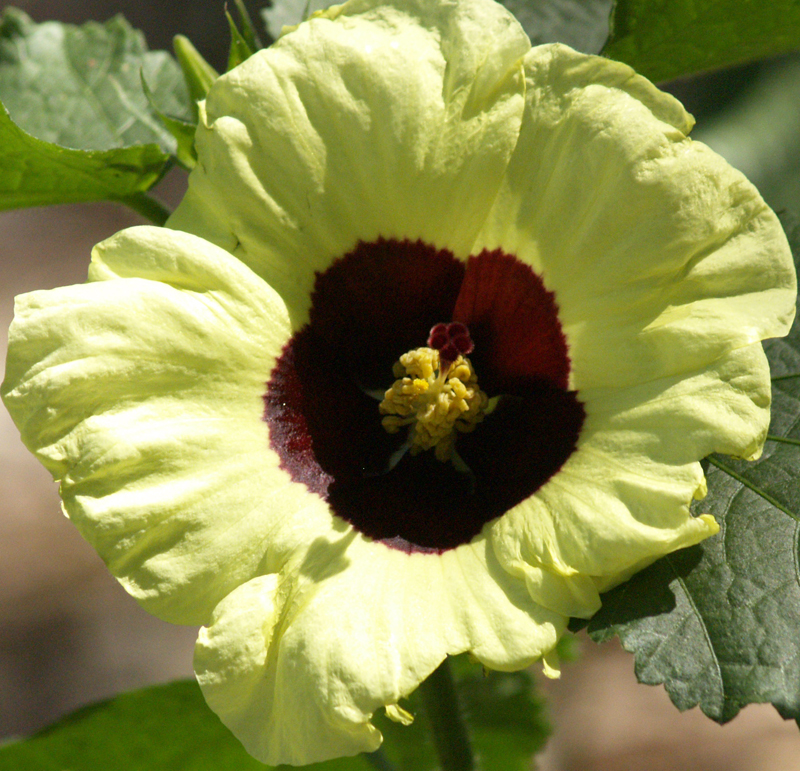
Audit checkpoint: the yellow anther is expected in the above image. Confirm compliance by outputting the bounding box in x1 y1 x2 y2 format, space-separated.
379 347 489 461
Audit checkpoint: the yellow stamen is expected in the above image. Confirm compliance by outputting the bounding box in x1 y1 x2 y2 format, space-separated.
379 347 489 461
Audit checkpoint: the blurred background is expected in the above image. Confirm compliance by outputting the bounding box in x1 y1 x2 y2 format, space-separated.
1 1 800 769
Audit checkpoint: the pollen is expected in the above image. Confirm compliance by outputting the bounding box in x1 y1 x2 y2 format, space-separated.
379 347 489 462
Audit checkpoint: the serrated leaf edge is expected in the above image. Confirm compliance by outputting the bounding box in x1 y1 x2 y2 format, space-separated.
665 553 726 716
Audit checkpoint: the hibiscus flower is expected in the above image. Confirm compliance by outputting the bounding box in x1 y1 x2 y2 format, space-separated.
2 0 795 765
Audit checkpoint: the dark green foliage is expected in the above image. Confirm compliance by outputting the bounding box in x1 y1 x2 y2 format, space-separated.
605 0 800 83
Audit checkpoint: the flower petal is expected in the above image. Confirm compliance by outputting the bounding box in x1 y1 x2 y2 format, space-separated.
1 227 335 624
492 343 775 599
167 0 530 325
470 44 794 609
475 44 796 391
195 533 567 766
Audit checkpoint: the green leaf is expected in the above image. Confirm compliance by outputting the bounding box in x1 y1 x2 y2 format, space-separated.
604 0 800 84
499 0 613 53
0 656 548 771
0 8 191 155
0 680 377 771
582 462 800 723
0 98 168 211
0 681 262 771
577 218 800 724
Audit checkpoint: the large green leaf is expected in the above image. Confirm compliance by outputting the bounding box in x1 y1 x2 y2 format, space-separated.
0 9 196 213
0 680 376 771
0 99 168 211
0 681 264 771
0 8 191 153
0 655 549 771
576 219 800 725
604 0 800 84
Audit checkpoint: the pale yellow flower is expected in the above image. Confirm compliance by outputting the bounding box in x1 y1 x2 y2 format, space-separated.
2 0 795 765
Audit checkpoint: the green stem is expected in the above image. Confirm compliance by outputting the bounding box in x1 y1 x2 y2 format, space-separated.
418 658 475 771
118 191 171 225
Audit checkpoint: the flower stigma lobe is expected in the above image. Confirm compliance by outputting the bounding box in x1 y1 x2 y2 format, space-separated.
428 321 475 368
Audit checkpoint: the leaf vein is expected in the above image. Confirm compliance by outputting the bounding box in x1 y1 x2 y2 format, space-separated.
707 455 800 523
665 552 724 707
765 434 800 447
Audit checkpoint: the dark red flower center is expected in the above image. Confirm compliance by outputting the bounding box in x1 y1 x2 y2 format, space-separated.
264 239 584 553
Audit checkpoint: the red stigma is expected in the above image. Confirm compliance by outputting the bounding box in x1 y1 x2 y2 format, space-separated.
428 322 474 365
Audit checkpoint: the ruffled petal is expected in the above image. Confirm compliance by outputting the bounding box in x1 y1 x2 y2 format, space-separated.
195 533 567 766
492 343 776 600
472 44 795 608
167 0 530 325
475 44 796 391
1 227 336 624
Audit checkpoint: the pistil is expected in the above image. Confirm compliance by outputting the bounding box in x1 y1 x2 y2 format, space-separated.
379 333 489 462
